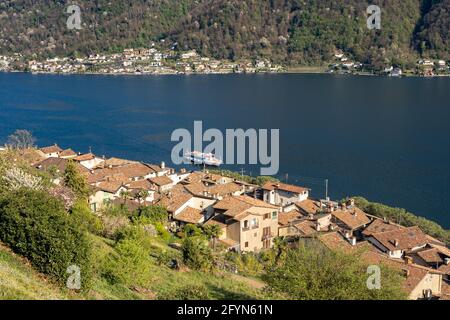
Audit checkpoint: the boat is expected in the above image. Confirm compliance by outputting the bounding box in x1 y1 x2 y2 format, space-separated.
184 151 223 167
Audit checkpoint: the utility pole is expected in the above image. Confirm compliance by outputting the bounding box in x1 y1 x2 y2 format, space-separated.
285 173 289 183
325 179 329 200
240 168 245 180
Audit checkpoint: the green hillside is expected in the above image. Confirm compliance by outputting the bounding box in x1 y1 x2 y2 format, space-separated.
0 0 448 67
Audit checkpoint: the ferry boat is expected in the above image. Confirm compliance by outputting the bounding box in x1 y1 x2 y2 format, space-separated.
184 151 223 167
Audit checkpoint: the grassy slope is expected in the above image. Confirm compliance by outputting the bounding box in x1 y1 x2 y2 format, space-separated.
0 243 69 300
0 236 266 300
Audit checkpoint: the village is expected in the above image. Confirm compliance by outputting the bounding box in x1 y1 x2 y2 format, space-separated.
6 143 446 300
0 45 283 75
1 45 449 77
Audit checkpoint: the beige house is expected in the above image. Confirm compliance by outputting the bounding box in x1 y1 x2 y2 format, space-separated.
206 196 280 252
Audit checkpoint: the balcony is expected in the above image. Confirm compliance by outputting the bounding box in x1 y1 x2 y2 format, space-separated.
242 225 259 232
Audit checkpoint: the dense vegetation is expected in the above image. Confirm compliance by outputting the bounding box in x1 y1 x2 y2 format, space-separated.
0 0 449 67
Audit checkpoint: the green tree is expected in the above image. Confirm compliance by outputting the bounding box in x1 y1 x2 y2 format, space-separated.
202 224 222 250
0 189 93 289
263 241 407 300
181 236 213 271
63 160 90 200
133 205 168 225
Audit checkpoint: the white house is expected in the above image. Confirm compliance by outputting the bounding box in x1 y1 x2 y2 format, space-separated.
262 182 309 206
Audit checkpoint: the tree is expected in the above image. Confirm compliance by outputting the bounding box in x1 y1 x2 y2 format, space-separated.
181 236 213 271
202 224 222 250
133 205 168 225
7 129 36 149
0 189 93 289
63 161 90 200
2 167 43 191
263 241 407 300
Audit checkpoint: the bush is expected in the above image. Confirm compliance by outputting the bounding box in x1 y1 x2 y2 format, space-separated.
132 205 168 225
159 284 211 300
155 222 171 242
181 236 213 271
101 214 130 239
234 253 263 277
0 189 93 289
103 238 152 287
70 200 103 235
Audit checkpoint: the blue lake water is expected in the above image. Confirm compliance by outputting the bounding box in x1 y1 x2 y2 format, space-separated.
0 72 449 228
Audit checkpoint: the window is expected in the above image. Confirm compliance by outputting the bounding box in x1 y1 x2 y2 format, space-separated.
243 220 248 229
245 242 249 248
254 233 257 237
272 211 277 219
264 213 270 220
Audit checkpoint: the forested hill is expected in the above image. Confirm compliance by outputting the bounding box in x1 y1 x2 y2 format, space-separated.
0 0 448 68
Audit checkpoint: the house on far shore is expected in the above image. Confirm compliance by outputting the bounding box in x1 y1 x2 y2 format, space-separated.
39 144 63 158
262 182 309 206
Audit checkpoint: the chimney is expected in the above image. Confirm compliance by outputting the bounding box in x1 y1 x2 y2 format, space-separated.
345 232 351 239
161 161 165 169
350 237 357 246
445 258 450 265
316 224 321 231
402 269 410 277
390 239 399 247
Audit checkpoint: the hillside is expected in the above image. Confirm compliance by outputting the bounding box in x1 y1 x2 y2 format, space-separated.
0 243 70 299
0 0 449 67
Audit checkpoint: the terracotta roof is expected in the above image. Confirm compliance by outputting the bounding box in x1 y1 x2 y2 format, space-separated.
369 226 429 252
174 207 204 224
204 214 228 228
126 179 152 190
59 149 77 157
262 181 309 194
416 248 445 264
87 163 155 183
96 157 138 168
362 219 403 237
318 232 354 252
35 157 89 173
278 210 303 226
208 182 242 196
184 181 207 195
150 175 173 186
96 181 124 194
332 207 371 230
183 172 206 184
213 195 277 218
74 153 97 161
293 220 317 236
158 192 192 213
40 144 62 154
295 199 322 215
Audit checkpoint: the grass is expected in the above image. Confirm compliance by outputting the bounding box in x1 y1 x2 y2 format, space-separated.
0 234 268 300
0 243 70 300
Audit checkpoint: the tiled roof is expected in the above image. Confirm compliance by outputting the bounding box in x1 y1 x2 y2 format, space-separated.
40 144 62 154
158 192 192 213
369 226 429 251
332 207 371 230
416 248 445 264
295 199 322 215
262 181 309 194
150 175 173 186
293 220 317 236
74 153 97 161
35 157 89 173
59 149 77 157
362 219 403 237
96 181 124 194
208 182 242 196
278 210 303 226
174 206 204 224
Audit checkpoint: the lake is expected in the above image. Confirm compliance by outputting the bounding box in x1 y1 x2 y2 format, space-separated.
0 72 449 228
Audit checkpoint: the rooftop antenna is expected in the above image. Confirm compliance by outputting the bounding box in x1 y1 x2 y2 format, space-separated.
285 173 289 183
325 179 329 201
89 146 92 154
